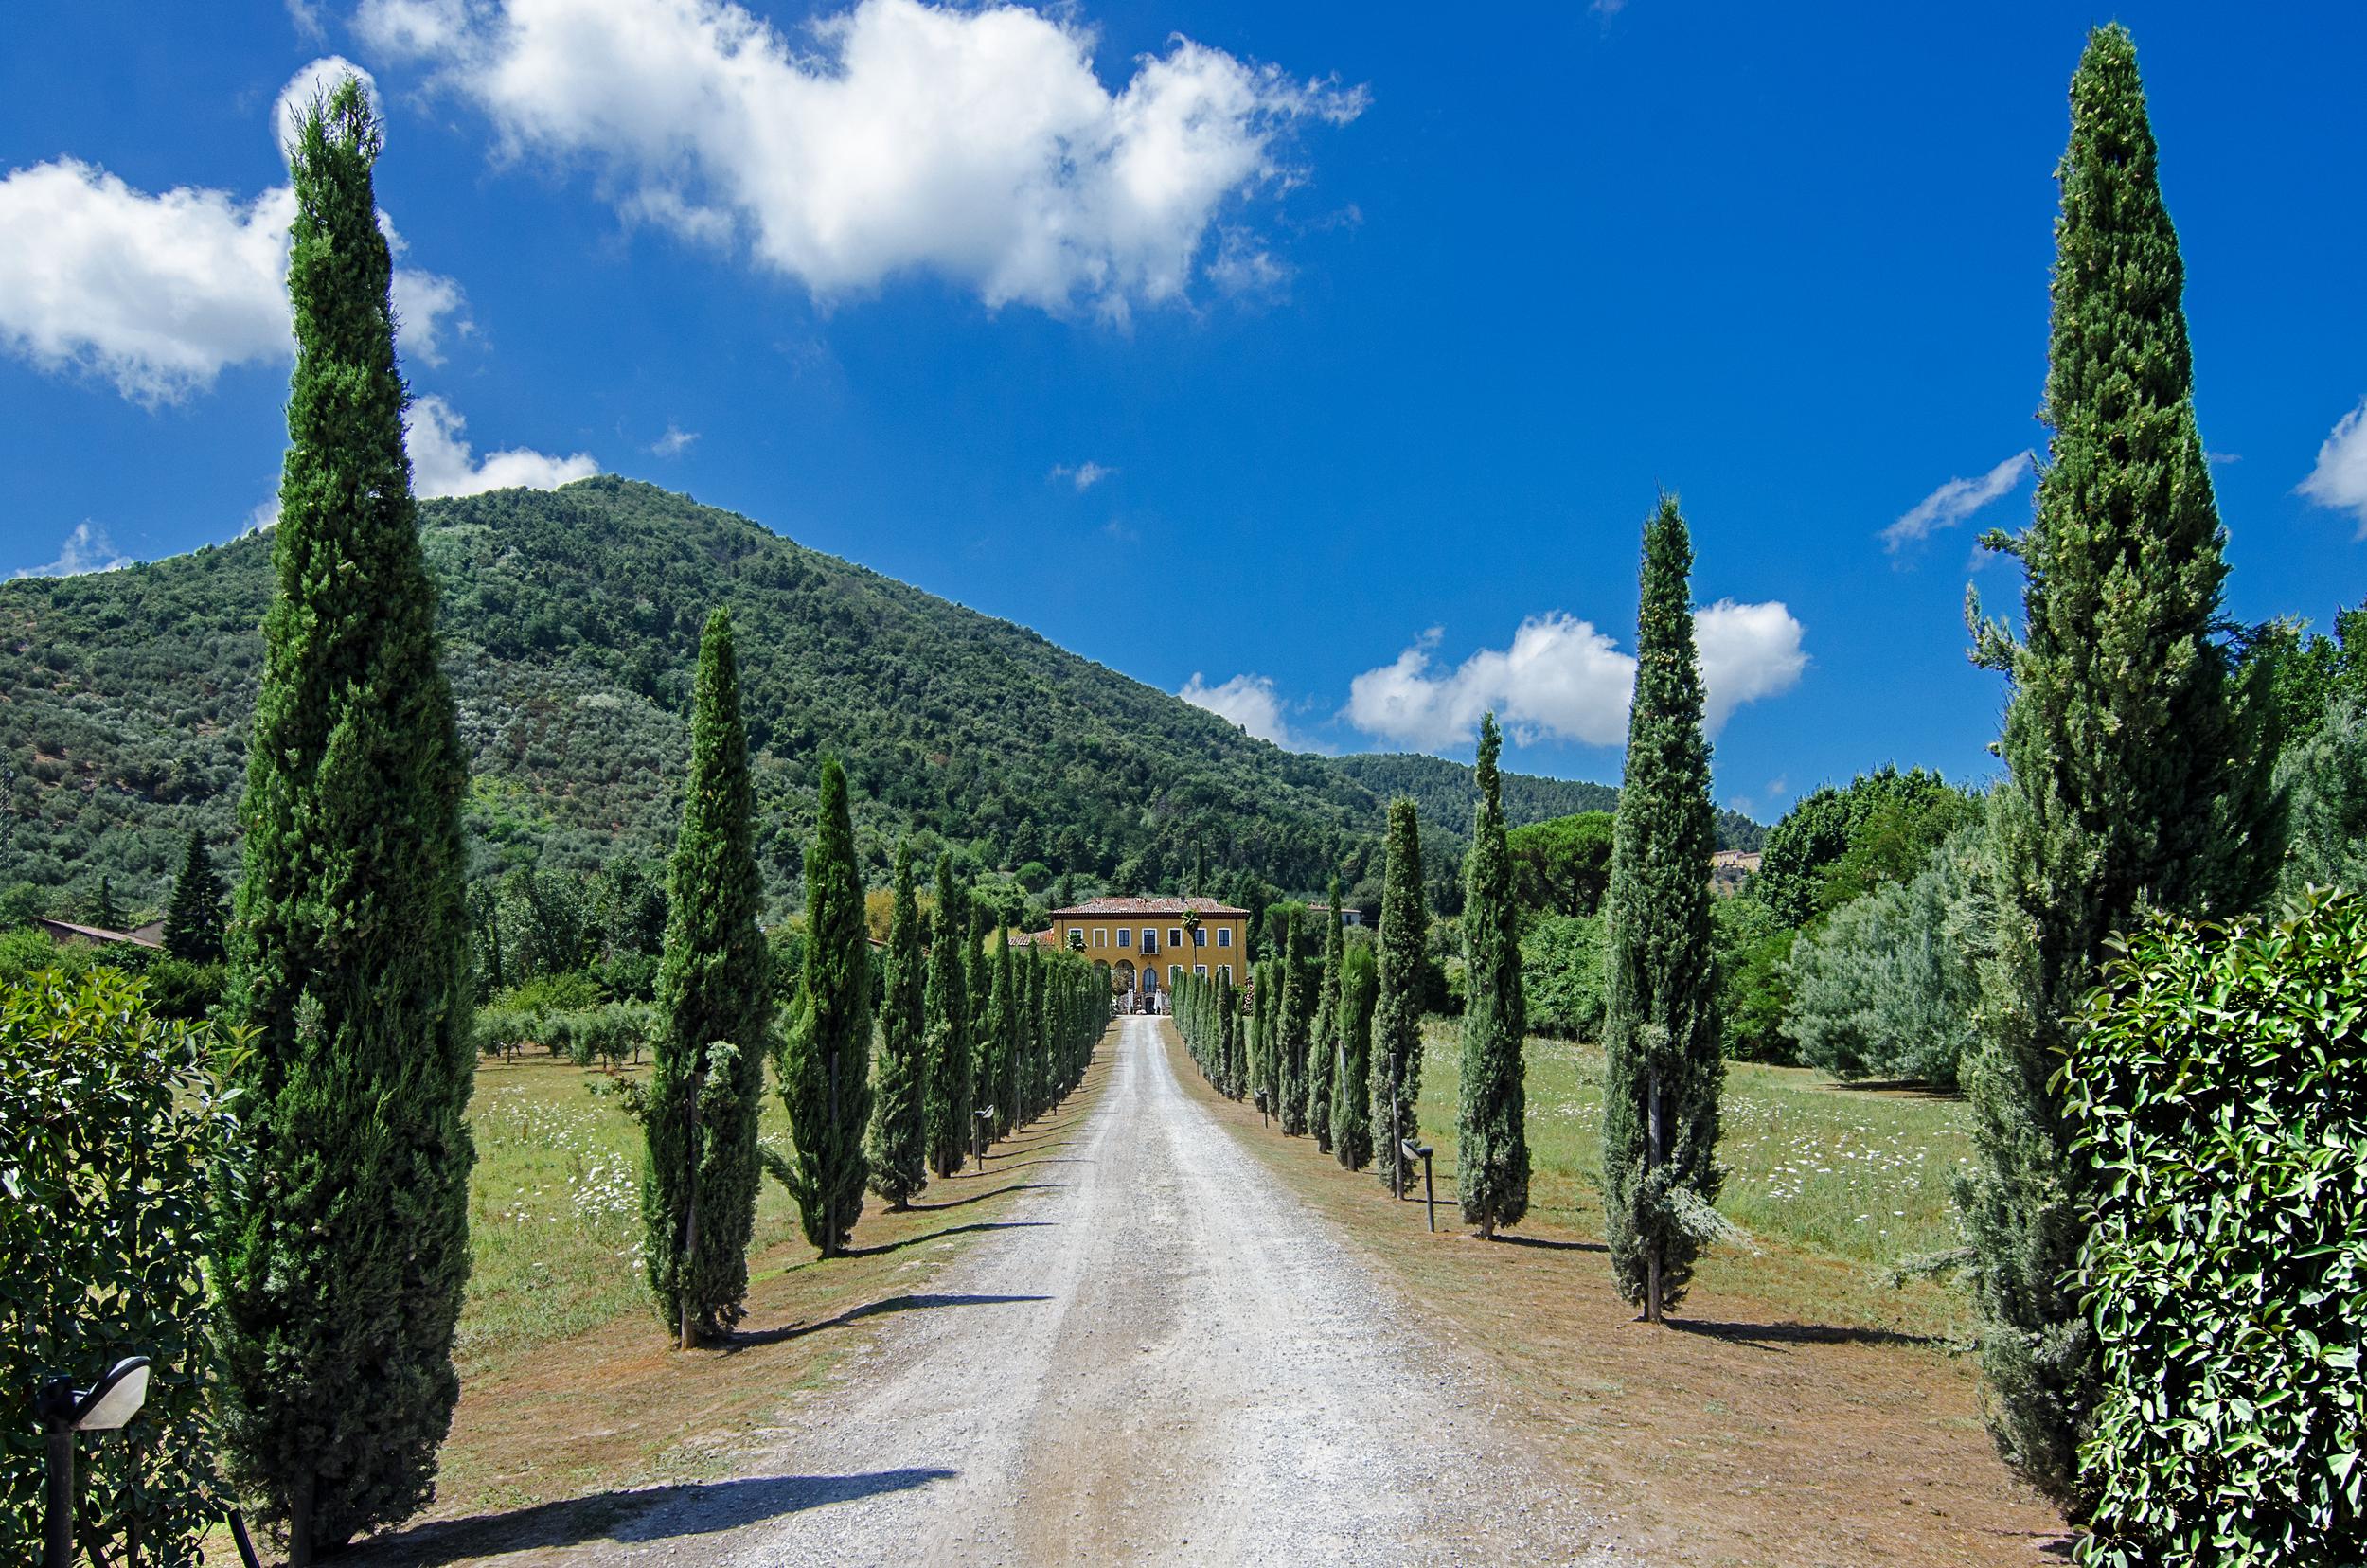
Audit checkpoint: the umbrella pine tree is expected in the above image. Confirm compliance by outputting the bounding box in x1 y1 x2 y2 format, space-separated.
1600 498 1723 1323
778 757 872 1256
215 77 476 1561
1457 713 1530 1238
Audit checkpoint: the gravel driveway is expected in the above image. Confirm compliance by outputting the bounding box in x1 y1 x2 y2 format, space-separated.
615 1015 1628 1566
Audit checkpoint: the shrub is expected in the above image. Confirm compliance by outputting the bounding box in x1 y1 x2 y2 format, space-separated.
1 970 239 1565
492 969 604 1014
1713 896 1797 1063
2069 893 2367 1565
1522 915 1608 1039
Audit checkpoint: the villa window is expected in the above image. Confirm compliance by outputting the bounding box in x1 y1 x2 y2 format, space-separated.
1168 927 1184 947
1117 927 1130 949
1194 963 1207 978
1141 928 1157 953
1093 928 1106 948
1192 926 1207 947
1216 928 1232 948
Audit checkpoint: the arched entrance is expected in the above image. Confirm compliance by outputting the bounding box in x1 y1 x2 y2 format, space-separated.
1112 958 1135 996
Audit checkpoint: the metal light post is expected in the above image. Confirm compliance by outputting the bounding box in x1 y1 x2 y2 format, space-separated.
35 1355 151 1568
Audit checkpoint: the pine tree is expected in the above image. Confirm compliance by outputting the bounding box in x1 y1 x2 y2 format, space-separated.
640 609 771 1347
1275 909 1308 1134
215 76 475 1562
95 875 122 931
163 832 226 964
1333 942 1378 1170
923 857 971 1178
1957 24 2273 1511
1457 713 1530 1238
779 757 872 1256
983 927 1015 1137
1600 497 1723 1324
1370 800 1427 1193
1308 880 1344 1152
864 840 928 1208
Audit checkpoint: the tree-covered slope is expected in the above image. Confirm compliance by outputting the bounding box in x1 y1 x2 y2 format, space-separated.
1 478 1757 917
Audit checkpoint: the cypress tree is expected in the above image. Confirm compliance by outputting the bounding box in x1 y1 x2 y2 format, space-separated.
641 609 769 1345
966 904 993 1141
1457 713 1530 1238
163 831 226 964
215 77 474 1561
1275 909 1308 1134
983 927 1015 1137
1957 25 2274 1509
95 874 122 931
1308 881 1344 1152
1333 942 1378 1170
864 840 928 1209
1600 497 1723 1324
779 757 872 1256
1214 970 1237 1096
1257 958 1282 1120
922 857 970 1178
1370 800 1427 1193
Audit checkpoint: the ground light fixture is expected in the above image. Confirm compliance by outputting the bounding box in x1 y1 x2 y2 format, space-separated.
35 1355 150 1568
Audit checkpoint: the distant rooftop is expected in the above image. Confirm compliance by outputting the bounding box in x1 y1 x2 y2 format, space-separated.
1051 896 1249 918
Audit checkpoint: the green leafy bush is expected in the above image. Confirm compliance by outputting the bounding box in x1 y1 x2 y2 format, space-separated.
1 970 239 1565
1713 895 1797 1063
1522 915 1608 1039
2070 894 2367 1565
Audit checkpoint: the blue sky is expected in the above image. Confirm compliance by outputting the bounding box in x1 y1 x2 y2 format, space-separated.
3 1 2362 822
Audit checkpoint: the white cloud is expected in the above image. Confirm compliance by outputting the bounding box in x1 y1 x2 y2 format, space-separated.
385 0 1363 315
1180 671 1325 752
2299 398 2367 538
406 395 598 498
1881 451 2033 552
13 522 132 579
274 55 378 158
286 0 327 39
651 421 699 456
1344 603 1807 751
0 62 465 401
1050 459 1114 490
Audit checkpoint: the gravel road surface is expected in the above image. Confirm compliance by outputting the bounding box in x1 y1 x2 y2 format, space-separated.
614 1015 1627 1566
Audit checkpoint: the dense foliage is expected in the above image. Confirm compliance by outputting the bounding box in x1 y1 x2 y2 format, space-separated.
1331 941 1377 1169
1504 810 1615 918
778 757 873 1257
162 833 224 964
1308 880 1343 1151
1752 767 1975 928
1370 800 1428 1192
213 80 476 1560
1600 498 1724 1323
1456 715 1530 1237
864 842 928 1207
1521 914 1608 1041
2069 896 2367 1566
1 971 235 1566
1958 24 2278 1511
922 855 972 1178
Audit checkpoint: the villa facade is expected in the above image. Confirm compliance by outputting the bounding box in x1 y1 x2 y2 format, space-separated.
1050 896 1250 1000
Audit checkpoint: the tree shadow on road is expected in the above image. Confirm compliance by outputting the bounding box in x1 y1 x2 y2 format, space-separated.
903 1183 1059 1212
347 1469 959 1565
1665 1318 1950 1352
727 1292 1053 1350
841 1220 1052 1258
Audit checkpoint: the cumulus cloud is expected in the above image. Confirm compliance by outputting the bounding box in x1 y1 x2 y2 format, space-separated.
1344 603 1807 751
651 421 699 456
1181 671 1325 752
0 62 465 401
1051 459 1114 490
13 522 133 579
406 395 598 497
273 54 378 156
373 0 1363 315
1881 451 2033 552
2299 398 2367 537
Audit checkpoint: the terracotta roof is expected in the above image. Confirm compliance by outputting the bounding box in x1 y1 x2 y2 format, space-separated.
1050 896 1249 918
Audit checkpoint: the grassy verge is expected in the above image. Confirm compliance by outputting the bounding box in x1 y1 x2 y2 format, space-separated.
1167 1019 2067 1568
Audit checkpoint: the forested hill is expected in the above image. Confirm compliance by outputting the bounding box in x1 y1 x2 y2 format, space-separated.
1 477 1756 916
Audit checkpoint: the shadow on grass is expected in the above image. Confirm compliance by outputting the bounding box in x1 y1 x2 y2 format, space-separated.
1822 1078 1967 1102
1666 1318 1948 1351
727 1292 1053 1350
842 1220 1052 1259
902 1183 1058 1212
1487 1233 1608 1254
351 1469 957 1565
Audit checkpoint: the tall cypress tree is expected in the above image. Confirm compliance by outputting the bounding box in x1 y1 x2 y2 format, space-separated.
163 832 226 964
1308 881 1344 1152
1958 24 2271 1510
1370 800 1427 1193
641 609 769 1345
1275 909 1308 1134
1600 498 1722 1324
1457 713 1530 1238
922 858 970 1178
864 840 927 1209
1333 942 1378 1170
94 875 122 931
1214 970 1238 1097
779 757 872 1256
216 77 475 1561
983 927 1015 1137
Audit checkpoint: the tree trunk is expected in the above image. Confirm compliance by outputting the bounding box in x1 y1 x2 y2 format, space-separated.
288 1470 315 1568
825 1049 843 1259
679 1060 705 1350
1645 1060 1664 1326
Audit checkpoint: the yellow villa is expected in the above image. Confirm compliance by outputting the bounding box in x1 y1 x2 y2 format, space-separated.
1049 896 1250 1004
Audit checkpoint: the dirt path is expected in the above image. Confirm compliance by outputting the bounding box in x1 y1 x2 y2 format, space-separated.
605 1015 1628 1566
